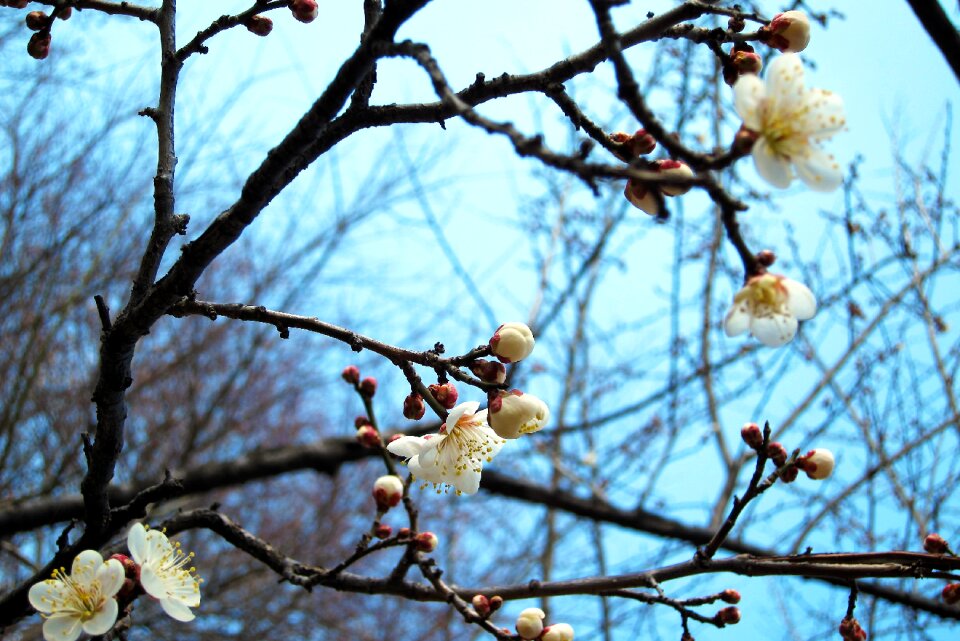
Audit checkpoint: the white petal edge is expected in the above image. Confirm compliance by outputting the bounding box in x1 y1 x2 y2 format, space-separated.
752 138 794 189
732 73 766 130
783 279 817 319
29 580 68 614
801 89 846 140
724 304 751 337
70 550 103 585
97 558 125 598
386 435 428 458
42 614 83 641
160 597 196 622
127 523 148 565
765 53 806 118
452 469 482 495
81 598 118 636
793 145 843 192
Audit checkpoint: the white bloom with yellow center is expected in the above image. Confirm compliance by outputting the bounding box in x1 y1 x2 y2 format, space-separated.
28 550 125 641
724 273 816 347
734 53 845 191
387 401 504 495
127 523 202 622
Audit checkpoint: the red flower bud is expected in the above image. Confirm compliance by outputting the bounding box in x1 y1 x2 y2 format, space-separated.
942 583 960 605
472 594 491 617
428 382 458 410
766 442 788 467
358 376 377 398
397 527 411 538
716 606 740 625
355 424 380 448
374 523 392 539
740 422 763 449
25 11 50 31
924 533 950 555
354 415 371 428
402 393 425 420
415 531 438 552
27 31 51 60
290 0 318 23
720 589 741 604
341 365 360 385
780 465 799 483
246 14 273 36
469 359 506 384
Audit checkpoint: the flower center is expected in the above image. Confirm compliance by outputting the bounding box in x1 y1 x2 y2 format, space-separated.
735 274 788 317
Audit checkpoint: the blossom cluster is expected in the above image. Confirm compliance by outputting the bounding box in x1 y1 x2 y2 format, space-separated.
387 322 549 495
28 525 201 641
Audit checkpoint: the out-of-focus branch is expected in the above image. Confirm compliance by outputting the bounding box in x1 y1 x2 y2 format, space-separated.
906 0 960 86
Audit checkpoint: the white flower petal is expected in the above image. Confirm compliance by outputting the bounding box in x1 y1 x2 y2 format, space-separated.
70 550 103 585
127 523 148 565
750 313 798 347
446 401 480 427
140 564 167 601
386 435 428 458
733 73 766 130
81 597 118 636
800 89 845 140
752 138 794 189
28 580 68 614
765 53 806 117
783 279 817 319
160 597 196 622
792 145 843 192
96 558 125 598
724 303 751 337
42 614 83 641
453 469 482 495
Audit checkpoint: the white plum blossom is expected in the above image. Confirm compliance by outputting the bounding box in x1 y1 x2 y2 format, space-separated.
28 550 125 641
127 523 202 622
387 401 504 495
724 273 817 347
734 53 845 192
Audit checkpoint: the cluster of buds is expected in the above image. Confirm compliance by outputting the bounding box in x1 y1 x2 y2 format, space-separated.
515 608 575 641
758 10 811 53
624 159 694 217
245 15 273 36
740 424 835 482
470 594 503 618
372 475 404 511
838 617 867 641
723 43 762 86
290 0 318 23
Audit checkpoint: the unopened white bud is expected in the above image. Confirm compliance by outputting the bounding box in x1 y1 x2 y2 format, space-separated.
763 10 810 53
797 448 834 480
372 475 404 510
489 322 535 363
542 623 575 641
488 390 550 439
516 608 546 640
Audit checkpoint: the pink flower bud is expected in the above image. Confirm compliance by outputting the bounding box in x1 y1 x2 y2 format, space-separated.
740 422 763 449
796 448 835 480
356 424 380 448
397 527 411 538
756 249 777 267
374 523 392 539
766 442 787 467
246 14 273 36
610 128 656 160
720 589 741 604
472 594 491 617
341 365 360 385
25 11 50 31
942 583 960 605
761 10 811 53
654 159 695 196
924 533 950 555
402 393 425 420
427 382 458 410
469 360 507 384
27 31 51 60
489 322 535 363
542 623 575 641
415 531 438 552
515 608 545 640
290 0 319 23
716 606 741 625
354 415 371 428
488 389 550 439
372 475 404 511
731 47 762 75
359 376 377 398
